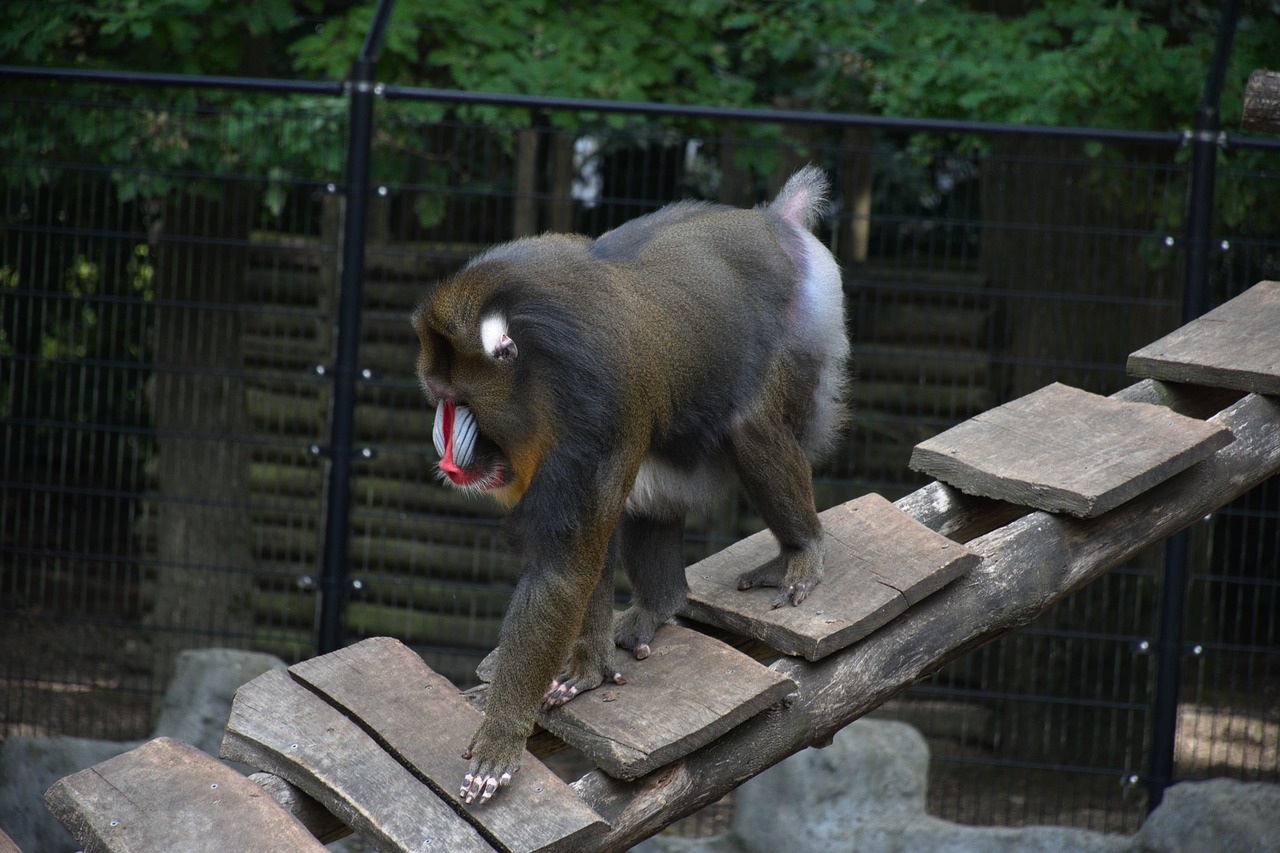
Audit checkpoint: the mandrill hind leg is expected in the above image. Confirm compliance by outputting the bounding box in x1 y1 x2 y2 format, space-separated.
614 513 687 660
543 532 627 709
728 413 826 608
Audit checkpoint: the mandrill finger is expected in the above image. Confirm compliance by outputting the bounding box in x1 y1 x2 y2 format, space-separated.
461 770 514 805
770 582 813 609
542 683 580 710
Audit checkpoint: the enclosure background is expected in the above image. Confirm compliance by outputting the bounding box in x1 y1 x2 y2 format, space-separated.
2 82 1279 836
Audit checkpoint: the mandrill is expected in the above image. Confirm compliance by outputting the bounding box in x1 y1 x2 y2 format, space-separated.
411 165 850 804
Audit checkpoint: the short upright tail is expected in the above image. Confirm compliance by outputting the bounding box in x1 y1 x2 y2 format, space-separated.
766 165 831 233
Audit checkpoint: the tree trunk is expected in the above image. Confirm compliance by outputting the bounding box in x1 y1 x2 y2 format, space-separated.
841 127 874 264
144 184 257 686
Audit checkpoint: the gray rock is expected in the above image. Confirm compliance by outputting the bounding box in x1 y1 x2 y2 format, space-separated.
0 648 285 853
154 648 286 755
1133 778 1280 853
733 719 1130 853
638 719 1280 853
0 735 146 853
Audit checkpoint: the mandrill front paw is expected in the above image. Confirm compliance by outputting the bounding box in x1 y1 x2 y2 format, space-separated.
460 749 518 805
460 719 526 805
460 740 523 805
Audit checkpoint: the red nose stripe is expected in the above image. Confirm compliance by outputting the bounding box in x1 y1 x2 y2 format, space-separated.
438 400 465 480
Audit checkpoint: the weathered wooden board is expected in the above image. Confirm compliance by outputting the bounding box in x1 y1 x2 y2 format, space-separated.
221 669 495 853
680 493 980 660
480 623 795 781
1128 280 1280 395
43 736 327 853
909 382 1234 517
290 637 607 853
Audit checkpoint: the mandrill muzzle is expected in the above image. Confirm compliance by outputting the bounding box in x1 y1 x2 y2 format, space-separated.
432 400 478 483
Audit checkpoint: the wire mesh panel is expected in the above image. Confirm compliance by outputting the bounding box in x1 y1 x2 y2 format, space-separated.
2 77 1278 842
1 88 347 734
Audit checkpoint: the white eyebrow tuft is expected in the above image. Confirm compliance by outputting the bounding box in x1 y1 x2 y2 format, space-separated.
480 314 508 356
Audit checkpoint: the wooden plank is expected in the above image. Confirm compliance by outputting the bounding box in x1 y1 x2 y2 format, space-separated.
1128 280 1280 395
680 493 981 660
1243 70 1280 133
220 669 495 853
896 379 1245 544
43 737 326 853
290 638 607 853
909 382 1234 517
519 623 796 781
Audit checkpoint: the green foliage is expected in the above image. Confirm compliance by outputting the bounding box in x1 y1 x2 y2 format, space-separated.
0 0 304 73
0 0 340 212
292 0 751 107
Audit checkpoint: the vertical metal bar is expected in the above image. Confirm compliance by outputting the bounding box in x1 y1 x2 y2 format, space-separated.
315 0 396 656
1146 0 1238 813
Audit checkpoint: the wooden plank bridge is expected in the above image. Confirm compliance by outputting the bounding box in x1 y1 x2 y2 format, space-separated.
41 281 1280 853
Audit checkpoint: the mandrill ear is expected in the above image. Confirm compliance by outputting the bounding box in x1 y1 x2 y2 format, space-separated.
480 314 519 362
493 333 518 362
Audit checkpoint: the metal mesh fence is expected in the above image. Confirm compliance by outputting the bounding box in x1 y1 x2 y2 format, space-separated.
2 80 1278 839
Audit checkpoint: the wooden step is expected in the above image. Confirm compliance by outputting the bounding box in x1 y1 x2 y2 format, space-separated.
475 623 796 782
44 737 328 853
1128 280 1280 395
289 638 608 853
909 382 1234 518
680 493 980 661
222 668 498 852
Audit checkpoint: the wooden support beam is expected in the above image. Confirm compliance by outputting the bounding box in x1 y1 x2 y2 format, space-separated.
570 389 1280 852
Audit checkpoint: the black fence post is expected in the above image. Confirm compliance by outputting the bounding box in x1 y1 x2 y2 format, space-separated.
1145 0 1238 813
316 0 396 656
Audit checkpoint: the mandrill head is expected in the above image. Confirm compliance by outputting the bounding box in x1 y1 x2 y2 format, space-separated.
410 257 572 509
411 296 532 505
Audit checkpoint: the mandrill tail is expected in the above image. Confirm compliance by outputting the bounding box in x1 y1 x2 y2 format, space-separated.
765 165 831 234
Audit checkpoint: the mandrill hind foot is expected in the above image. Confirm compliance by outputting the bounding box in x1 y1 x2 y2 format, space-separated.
613 605 671 660
736 547 824 608
542 666 627 709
